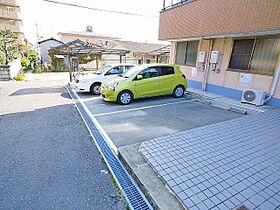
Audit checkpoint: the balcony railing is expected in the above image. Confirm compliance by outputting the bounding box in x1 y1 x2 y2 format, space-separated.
0 0 19 7
0 23 23 32
0 7 21 20
162 0 192 11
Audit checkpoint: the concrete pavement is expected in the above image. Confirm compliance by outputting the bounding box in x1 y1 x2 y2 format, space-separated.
0 76 126 209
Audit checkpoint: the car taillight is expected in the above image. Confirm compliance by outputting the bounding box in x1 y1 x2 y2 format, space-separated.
182 74 186 79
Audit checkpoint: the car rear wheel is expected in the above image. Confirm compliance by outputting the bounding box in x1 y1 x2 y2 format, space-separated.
173 85 185 98
90 83 101 95
117 91 133 105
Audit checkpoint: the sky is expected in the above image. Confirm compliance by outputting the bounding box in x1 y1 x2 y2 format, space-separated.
18 0 166 45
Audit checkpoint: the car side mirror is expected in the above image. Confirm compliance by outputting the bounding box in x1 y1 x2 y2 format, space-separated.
136 75 143 80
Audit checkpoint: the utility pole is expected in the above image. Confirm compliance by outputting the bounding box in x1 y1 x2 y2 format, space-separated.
35 23 41 66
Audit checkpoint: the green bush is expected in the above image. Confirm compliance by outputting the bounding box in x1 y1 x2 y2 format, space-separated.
13 71 25 81
21 57 30 70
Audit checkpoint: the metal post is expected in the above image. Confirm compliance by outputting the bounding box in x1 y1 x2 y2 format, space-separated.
119 54 122 63
96 56 99 69
66 55 72 82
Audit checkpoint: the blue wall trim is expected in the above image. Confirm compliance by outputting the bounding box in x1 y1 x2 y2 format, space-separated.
187 80 202 89
187 79 280 107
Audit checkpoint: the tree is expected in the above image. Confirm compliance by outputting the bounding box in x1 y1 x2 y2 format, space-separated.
0 30 19 65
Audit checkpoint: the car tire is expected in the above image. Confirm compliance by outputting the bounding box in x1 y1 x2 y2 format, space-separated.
117 91 133 105
173 85 185 98
90 83 101 95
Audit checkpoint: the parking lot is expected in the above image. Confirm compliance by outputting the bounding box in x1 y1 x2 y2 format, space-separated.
77 92 242 148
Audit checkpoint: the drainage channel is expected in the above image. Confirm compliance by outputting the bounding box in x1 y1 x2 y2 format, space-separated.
67 86 153 210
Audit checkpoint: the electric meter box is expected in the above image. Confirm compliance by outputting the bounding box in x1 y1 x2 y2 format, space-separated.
210 51 221 64
198 51 206 63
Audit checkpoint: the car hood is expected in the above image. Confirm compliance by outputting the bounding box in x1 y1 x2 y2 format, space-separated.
103 76 128 85
78 73 99 80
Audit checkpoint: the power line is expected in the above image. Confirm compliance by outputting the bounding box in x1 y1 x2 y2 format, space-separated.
42 0 158 18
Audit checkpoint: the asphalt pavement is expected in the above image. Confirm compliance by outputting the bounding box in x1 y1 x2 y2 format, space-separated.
0 76 125 209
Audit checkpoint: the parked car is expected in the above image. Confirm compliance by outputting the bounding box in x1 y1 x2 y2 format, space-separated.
101 64 187 105
74 63 135 94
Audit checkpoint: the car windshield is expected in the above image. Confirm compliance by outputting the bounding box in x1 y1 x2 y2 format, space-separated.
94 65 112 75
122 66 144 78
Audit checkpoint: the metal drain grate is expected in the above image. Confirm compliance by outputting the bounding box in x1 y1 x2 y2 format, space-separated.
67 86 153 210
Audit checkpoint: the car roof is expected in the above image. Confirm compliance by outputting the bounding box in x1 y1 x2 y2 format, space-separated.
108 63 135 67
139 63 176 68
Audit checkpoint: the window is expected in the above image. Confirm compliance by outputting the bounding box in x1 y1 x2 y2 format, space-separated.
159 66 174 76
138 59 142 64
229 38 280 74
175 41 198 66
138 67 158 79
106 66 123 75
185 41 199 66
124 65 134 70
146 59 151 64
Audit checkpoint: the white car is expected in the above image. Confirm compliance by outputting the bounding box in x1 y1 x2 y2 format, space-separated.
75 63 135 94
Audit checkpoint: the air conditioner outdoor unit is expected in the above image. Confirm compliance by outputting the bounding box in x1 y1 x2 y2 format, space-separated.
241 89 266 106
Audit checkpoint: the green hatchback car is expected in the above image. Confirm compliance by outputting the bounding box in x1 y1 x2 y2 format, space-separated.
101 64 187 105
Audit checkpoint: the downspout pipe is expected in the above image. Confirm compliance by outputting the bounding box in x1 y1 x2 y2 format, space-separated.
202 39 213 91
264 61 280 103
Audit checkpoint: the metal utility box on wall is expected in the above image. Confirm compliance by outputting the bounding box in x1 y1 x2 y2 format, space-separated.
210 51 221 64
198 51 206 63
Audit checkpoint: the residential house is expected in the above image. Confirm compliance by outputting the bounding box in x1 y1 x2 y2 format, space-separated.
0 0 25 45
57 28 170 69
103 40 170 65
38 37 63 64
159 0 280 107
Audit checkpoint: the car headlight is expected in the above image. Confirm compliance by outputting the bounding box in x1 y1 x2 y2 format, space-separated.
106 82 118 90
80 79 86 83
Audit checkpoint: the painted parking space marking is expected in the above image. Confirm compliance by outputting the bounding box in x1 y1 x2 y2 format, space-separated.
93 99 198 117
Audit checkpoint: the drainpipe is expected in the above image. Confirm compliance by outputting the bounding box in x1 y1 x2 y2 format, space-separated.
201 39 213 91
264 61 280 103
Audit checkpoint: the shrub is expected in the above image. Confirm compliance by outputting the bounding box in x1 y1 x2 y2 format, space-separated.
21 57 30 68
13 70 25 81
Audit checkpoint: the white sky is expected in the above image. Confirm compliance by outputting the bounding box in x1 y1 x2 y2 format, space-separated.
18 0 166 44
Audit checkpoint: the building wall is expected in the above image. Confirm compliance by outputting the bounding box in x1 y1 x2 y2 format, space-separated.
174 38 280 106
159 0 280 40
39 40 62 64
0 0 25 45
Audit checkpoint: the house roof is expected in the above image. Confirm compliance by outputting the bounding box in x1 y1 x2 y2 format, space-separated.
58 31 120 40
38 37 63 45
109 40 169 54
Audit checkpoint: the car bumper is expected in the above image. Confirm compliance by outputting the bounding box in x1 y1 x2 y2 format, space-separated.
74 82 89 92
101 88 118 102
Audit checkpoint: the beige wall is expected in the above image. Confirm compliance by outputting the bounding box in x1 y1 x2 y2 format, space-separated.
172 38 280 99
159 0 280 40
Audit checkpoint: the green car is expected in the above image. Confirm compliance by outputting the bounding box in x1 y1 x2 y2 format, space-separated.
101 64 187 105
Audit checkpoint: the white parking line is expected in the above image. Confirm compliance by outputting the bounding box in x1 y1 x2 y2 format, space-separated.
67 87 118 155
93 99 198 117
80 97 101 102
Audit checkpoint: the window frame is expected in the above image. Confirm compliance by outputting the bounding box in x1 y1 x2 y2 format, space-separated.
105 66 123 76
175 41 199 67
227 36 280 76
134 67 160 80
184 41 199 66
159 66 175 76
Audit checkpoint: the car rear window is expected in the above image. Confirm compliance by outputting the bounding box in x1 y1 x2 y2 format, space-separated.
159 66 175 76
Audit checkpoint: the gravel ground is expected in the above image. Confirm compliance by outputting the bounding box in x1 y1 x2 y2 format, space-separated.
0 77 125 210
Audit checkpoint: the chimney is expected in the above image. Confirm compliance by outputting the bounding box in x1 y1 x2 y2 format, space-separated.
86 26 93 32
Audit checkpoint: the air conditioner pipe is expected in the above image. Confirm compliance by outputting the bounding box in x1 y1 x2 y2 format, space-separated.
264 61 280 103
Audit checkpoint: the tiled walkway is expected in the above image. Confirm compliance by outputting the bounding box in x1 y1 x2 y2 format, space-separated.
140 110 280 210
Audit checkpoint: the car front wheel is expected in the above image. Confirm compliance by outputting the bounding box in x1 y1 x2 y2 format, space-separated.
173 85 185 98
90 83 101 95
117 91 133 105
